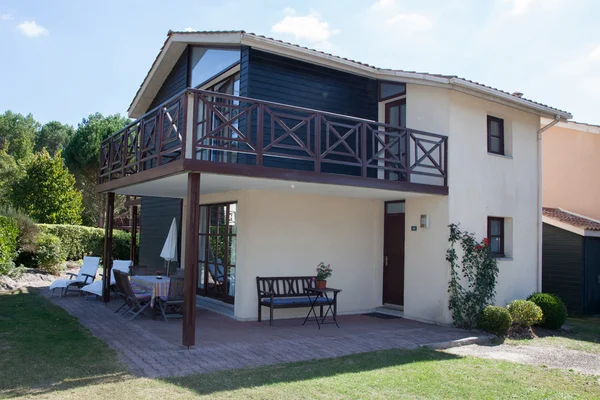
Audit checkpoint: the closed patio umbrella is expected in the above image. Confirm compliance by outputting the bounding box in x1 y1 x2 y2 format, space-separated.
160 218 178 277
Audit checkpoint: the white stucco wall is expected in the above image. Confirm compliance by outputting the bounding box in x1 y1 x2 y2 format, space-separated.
404 195 452 323
404 84 540 320
447 90 539 306
190 189 384 320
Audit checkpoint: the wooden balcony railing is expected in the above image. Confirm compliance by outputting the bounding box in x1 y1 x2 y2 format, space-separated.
99 89 448 189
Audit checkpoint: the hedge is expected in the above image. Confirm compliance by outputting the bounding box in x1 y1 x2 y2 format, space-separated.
38 224 136 261
0 216 19 275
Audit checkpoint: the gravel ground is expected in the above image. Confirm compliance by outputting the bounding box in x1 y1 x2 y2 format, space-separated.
0 266 76 292
446 343 600 376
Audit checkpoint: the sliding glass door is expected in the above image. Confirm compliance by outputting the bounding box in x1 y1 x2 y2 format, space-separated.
197 202 237 304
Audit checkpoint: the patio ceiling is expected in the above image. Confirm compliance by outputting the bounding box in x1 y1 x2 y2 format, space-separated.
113 172 435 200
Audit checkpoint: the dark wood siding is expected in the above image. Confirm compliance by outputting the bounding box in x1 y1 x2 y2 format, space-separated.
583 237 600 315
542 223 584 315
246 49 377 116
138 197 182 271
242 48 378 175
138 48 188 265
148 47 189 110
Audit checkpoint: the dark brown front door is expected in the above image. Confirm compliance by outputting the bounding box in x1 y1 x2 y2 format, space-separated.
383 202 405 306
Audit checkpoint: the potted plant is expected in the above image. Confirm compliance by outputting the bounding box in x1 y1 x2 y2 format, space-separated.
315 262 332 289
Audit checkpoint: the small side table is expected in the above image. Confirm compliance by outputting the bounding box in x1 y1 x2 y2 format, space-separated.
302 287 342 329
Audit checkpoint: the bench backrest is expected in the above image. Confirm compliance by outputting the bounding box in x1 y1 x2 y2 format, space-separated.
256 276 316 298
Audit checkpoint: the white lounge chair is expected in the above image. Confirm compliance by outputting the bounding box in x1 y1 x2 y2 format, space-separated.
49 256 101 297
81 260 133 299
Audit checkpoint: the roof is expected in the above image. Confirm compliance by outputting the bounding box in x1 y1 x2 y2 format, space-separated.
127 30 573 120
541 118 600 134
542 208 600 236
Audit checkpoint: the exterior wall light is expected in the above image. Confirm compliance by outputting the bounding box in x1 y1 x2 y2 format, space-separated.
420 214 430 229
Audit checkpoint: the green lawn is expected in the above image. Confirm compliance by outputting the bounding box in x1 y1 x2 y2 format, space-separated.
1 290 599 399
507 317 600 354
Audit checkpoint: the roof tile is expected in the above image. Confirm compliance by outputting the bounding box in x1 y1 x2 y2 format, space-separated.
542 208 600 231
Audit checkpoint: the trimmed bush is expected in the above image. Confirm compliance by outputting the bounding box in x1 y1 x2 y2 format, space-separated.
478 305 512 336
507 300 543 327
527 292 568 330
38 224 135 261
35 233 65 275
0 216 19 275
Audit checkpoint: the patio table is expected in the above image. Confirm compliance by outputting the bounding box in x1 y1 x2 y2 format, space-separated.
302 287 341 329
130 276 171 308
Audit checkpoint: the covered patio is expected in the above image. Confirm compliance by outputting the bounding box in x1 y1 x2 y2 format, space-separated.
96 86 451 347
46 292 478 378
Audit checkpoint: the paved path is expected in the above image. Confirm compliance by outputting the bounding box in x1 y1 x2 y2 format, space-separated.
44 290 476 378
446 344 600 376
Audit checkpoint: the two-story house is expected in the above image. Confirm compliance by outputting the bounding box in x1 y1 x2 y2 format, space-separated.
97 31 571 346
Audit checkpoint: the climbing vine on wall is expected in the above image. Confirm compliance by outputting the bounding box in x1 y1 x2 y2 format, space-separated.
446 223 499 329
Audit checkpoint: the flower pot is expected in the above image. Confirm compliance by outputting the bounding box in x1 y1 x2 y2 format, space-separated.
316 280 327 289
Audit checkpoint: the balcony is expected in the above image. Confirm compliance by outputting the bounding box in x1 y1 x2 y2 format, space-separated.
98 89 448 195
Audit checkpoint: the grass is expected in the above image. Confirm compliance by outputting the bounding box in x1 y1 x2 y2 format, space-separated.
507 317 600 353
1 290 599 399
0 289 127 398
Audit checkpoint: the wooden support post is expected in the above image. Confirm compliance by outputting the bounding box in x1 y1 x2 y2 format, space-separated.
183 173 200 348
102 192 115 303
130 205 138 264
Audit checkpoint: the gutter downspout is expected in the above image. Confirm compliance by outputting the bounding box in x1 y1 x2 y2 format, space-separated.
536 116 561 292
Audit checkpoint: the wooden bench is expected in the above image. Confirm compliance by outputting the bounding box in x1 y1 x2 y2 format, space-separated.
256 276 334 325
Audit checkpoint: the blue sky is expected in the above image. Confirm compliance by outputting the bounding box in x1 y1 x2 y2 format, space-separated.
1 0 598 126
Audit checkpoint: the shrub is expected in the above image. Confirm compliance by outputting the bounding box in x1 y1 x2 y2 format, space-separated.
447 224 499 329
527 292 568 330
0 216 19 275
35 233 65 275
507 300 543 327
0 206 40 252
37 224 135 261
1 207 41 268
478 305 512 336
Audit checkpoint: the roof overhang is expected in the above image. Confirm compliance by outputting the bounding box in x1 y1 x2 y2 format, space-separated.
541 118 600 134
128 31 573 120
542 215 600 237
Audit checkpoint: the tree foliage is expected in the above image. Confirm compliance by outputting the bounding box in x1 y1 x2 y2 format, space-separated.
64 113 129 225
64 113 130 173
9 150 83 224
0 150 24 208
0 110 40 161
35 121 75 155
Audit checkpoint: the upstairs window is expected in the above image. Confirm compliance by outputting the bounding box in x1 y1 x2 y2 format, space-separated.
487 116 504 155
487 217 505 257
190 47 240 88
379 82 406 101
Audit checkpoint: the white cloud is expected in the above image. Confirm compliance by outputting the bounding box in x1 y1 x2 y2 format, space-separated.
271 9 340 48
589 45 600 62
506 0 562 16
0 13 12 21
386 12 434 31
183 27 195 32
17 20 49 37
371 0 395 9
